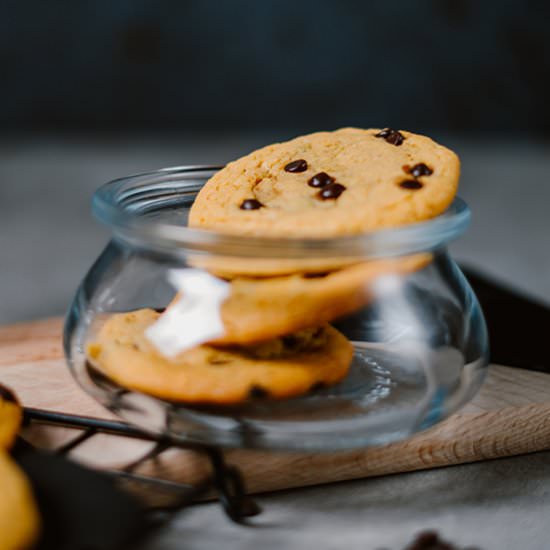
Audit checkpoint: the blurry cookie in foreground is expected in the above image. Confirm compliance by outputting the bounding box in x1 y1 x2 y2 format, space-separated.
175 254 430 345
189 127 459 276
86 309 353 405
0 385 23 450
0 451 41 550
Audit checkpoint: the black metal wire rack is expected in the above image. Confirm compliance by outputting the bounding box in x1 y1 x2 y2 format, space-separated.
23 407 261 524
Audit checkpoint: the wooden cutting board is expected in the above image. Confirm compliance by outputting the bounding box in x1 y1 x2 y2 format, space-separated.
2 317 550 496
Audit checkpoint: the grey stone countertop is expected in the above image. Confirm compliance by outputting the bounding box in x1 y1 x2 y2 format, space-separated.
142 452 550 550
2 134 550 549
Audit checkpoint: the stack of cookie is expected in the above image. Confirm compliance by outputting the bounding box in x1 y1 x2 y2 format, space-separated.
0 386 41 550
88 128 459 405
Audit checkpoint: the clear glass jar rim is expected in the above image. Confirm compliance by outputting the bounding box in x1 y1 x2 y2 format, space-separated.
92 165 471 259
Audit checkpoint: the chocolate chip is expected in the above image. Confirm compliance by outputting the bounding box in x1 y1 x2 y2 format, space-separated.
282 334 300 349
312 327 324 338
308 172 335 188
318 183 346 200
403 530 472 550
0 385 18 403
302 271 330 279
209 358 231 365
249 385 269 399
409 163 433 177
375 128 405 146
399 179 423 190
284 159 308 172
406 531 440 550
309 382 326 393
240 198 264 210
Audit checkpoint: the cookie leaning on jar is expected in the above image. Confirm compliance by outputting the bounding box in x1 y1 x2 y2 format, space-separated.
189 127 459 277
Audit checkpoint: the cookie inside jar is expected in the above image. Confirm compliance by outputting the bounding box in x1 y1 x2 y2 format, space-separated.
86 309 353 405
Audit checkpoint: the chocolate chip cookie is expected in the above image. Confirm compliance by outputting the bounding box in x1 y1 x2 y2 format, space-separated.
205 254 430 344
189 127 460 238
0 385 22 450
0 451 41 550
87 309 353 404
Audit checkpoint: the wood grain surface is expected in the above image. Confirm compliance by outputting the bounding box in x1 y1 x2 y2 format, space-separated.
2 317 550 495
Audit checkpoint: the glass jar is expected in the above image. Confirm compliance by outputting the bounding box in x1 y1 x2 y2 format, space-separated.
64 166 489 451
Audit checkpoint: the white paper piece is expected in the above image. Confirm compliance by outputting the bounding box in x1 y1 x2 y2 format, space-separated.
145 268 230 358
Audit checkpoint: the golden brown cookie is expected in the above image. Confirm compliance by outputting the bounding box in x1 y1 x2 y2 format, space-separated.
189 127 460 238
0 385 23 450
172 254 429 345
0 451 41 550
86 309 353 405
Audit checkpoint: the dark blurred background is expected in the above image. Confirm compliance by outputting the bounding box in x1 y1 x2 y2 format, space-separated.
1 0 550 322
2 0 550 135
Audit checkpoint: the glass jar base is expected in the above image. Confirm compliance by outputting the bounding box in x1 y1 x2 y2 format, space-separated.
71 343 486 451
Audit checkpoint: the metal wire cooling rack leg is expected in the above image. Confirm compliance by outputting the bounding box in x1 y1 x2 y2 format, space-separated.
22 408 261 524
